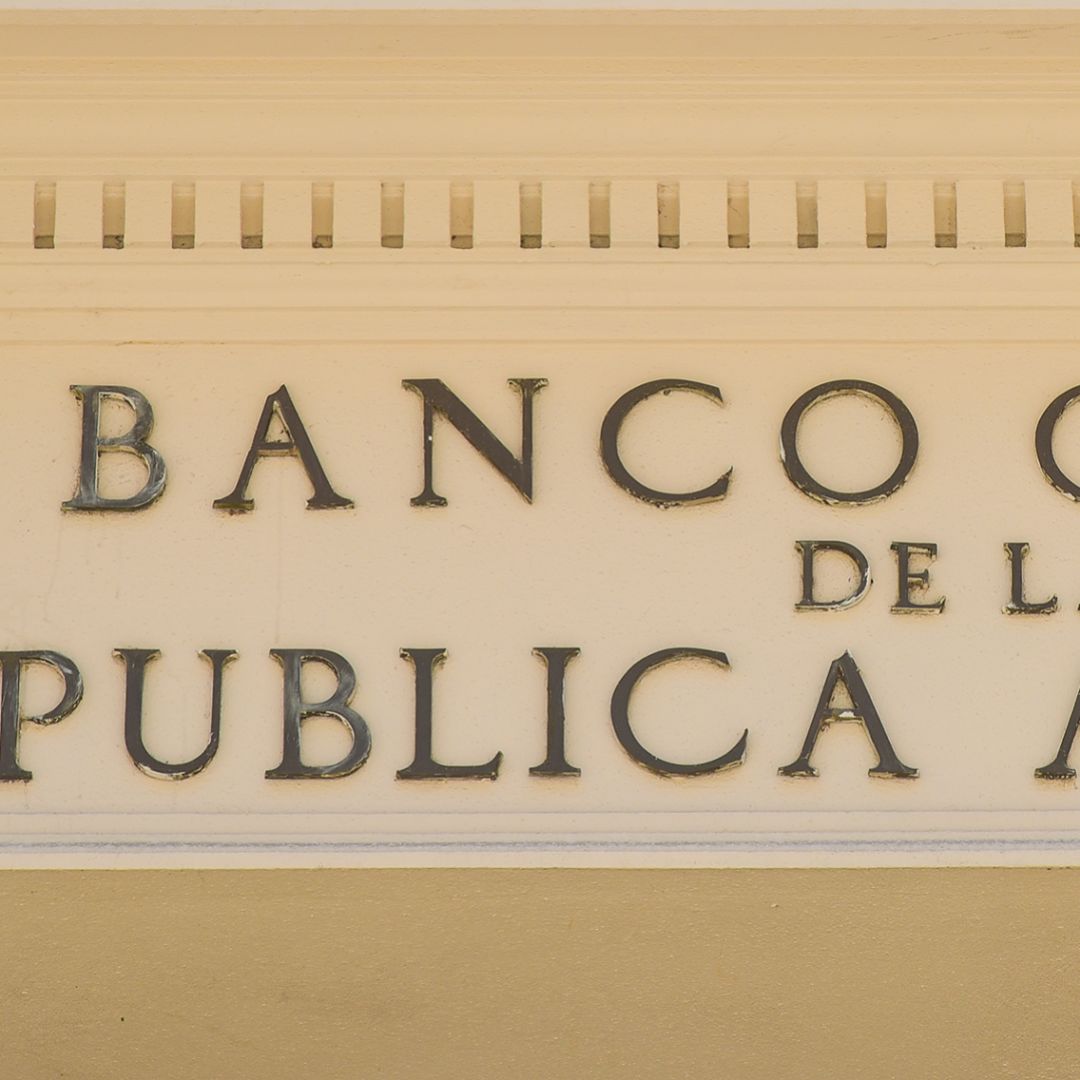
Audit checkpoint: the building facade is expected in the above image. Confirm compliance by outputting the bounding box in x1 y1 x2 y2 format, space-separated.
3 10 1080 1078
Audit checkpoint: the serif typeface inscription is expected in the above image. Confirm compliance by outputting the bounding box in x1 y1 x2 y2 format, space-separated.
6 372 1080 789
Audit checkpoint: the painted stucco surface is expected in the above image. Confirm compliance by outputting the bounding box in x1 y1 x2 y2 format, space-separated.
1 13 1080 1072
3 14 1080 864
0 868 1074 1079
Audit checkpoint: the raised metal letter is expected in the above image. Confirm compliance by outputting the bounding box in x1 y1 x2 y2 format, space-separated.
795 540 872 611
117 648 237 780
780 379 918 505
891 541 946 614
1004 542 1058 616
0 651 83 781
397 648 502 780
1036 681 1080 780
402 378 546 506
1036 385 1080 501
778 651 917 779
610 647 747 777
529 646 581 778
63 385 167 511
600 379 731 507
265 649 370 779
213 385 353 512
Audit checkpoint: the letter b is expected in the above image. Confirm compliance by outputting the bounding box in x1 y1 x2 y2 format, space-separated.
63 385 167 511
265 650 371 780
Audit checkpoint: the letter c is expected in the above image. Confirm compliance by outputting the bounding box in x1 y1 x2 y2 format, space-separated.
1036 385 1080 501
600 380 732 507
610 647 747 776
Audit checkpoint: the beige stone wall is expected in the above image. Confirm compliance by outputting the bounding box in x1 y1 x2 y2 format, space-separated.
4 11 1080 1075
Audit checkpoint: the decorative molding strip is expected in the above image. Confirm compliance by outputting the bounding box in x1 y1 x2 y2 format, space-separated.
7 812 1080 868
5 177 1079 253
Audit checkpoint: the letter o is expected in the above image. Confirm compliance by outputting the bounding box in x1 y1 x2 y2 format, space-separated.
1036 385 1080 501
780 379 919 505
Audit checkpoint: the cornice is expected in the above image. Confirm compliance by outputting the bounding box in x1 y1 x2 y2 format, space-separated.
2 12 1080 73
0 12 1076 278
0 13 1077 170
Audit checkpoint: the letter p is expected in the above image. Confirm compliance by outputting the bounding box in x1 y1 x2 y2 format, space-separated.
0 651 84 781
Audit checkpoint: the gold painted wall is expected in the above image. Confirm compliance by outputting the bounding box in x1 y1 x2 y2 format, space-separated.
3 868 1076 1078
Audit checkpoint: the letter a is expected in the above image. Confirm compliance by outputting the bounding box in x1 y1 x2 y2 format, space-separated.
213 385 352 512
778 652 917 779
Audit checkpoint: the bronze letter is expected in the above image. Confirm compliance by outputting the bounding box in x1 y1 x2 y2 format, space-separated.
1004 542 1058 615
117 648 237 780
795 540 872 611
1036 385 1080 501
890 542 946 614
402 378 546 506
529 647 581 778
600 379 731 507
1036 680 1080 780
213 385 352 512
610 647 747 776
778 651 917 779
780 380 918 505
0 651 83 781
63 385 167 511
265 650 370 779
397 648 502 780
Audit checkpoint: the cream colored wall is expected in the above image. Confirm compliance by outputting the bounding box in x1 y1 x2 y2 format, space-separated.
3 11 1080 1075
